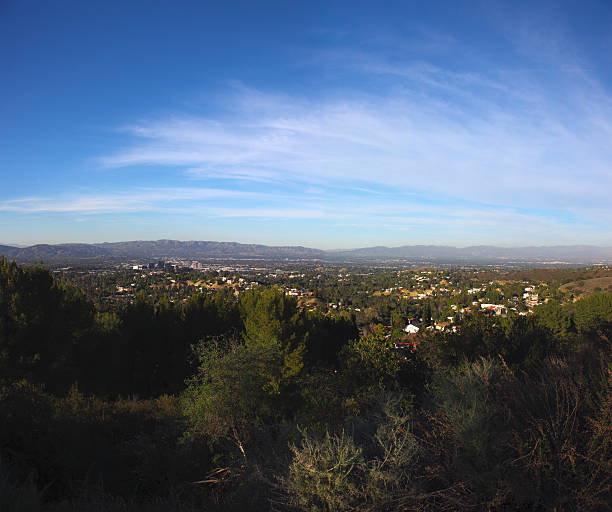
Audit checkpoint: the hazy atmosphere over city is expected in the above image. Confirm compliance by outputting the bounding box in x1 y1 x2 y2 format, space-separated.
2 0 612 248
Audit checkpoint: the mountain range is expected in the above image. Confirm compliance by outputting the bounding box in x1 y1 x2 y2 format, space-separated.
1 240 612 264
0 240 325 262
328 244 612 263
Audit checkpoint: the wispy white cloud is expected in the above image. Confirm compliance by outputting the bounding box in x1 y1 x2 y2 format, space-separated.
99 64 612 225
0 187 257 214
207 207 326 219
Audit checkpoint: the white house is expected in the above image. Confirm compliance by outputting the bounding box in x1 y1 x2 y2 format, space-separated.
404 323 420 334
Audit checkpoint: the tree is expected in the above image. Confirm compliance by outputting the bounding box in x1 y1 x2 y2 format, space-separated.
303 311 358 368
340 334 430 402
0 257 94 393
534 300 572 338
390 309 406 338
573 293 612 333
182 338 283 460
421 301 432 327
240 287 306 387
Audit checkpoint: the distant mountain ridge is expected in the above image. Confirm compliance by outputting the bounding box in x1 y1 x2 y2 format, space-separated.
0 240 326 262
330 244 612 262
1 240 612 264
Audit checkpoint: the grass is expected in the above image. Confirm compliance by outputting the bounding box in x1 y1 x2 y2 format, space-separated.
560 276 612 298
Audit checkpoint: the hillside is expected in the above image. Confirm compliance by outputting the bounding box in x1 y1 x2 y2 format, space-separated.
331 245 612 263
0 240 326 262
560 276 612 298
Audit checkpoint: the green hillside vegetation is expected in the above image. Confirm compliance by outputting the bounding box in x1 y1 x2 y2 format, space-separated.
477 265 612 283
1 257 611 511
560 276 612 298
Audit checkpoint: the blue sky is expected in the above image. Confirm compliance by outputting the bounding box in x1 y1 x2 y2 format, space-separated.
1 0 612 248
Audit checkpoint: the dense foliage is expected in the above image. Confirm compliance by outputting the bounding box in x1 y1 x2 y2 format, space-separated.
1 257 611 511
